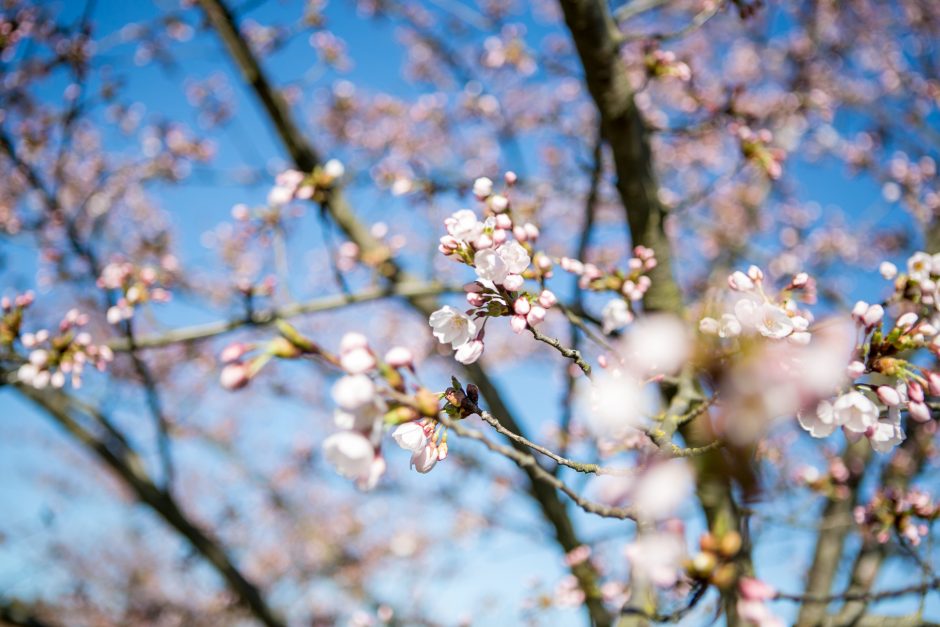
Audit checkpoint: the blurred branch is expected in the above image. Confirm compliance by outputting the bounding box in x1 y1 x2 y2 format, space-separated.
197 1 613 623
830 415 933 624
556 2 748 625
0 598 56 627
108 281 461 352
14 383 285 627
796 439 871 626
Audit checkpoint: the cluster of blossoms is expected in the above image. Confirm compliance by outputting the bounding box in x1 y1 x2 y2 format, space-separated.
564 245 657 335
220 325 462 489
699 265 815 344
7 303 113 390
733 123 784 180
264 159 345 208
98 261 172 324
431 173 560 363
324 333 470 487
854 487 939 547
796 251 940 452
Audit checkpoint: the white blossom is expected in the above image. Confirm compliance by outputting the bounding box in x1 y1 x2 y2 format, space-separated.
497 241 530 274
323 431 378 485
392 422 428 453
601 299 633 335
474 248 509 285
445 209 484 244
429 306 478 348
332 374 376 411
833 391 879 433
798 400 837 438
756 303 795 339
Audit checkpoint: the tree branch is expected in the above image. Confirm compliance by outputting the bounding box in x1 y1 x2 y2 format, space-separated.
14 384 285 627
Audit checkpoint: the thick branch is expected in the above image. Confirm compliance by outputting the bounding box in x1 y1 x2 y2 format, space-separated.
556 3 747 625
795 440 871 626
15 385 285 627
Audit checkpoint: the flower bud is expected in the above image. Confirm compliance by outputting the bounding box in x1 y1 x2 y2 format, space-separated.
876 385 901 406
526 305 546 327
847 361 866 379
896 312 918 332
538 290 557 308
728 271 754 291
503 274 524 291
220 362 250 390
879 261 898 280
927 372 940 396
472 176 493 199
699 317 720 335
510 314 527 334
495 213 513 230
514 297 531 315
384 347 414 368
909 401 931 423
862 304 884 327
490 194 509 213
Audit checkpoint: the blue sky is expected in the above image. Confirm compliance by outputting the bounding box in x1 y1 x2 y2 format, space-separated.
1 0 938 625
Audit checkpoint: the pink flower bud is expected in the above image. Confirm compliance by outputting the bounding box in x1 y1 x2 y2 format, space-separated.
728 271 754 291
454 339 484 364
384 347 414 368
510 314 527 334
504 171 517 185
927 372 940 396
896 312 918 332
526 305 546 327
747 265 764 282
503 274 524 291
439 235 459 251
340 332 369 354
876 385 901 406
474 233 494 249
598 355 608 368
739 577 776 601
523 223 539 241
495 213 513 230
909 401 931 423
220 342 250 364
512 225 527 242
847 361 866 379
341 347 376 374
538 290 557 308
879 261 898 280
793 272 809 287
490 194 509 213
220 362 250 390
862 304 884 328
466 292 485 307
644 257 657 270
492 229 508 245
852 300 870 320
560 257 584 274
908 381 925 403
514 297 531 315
